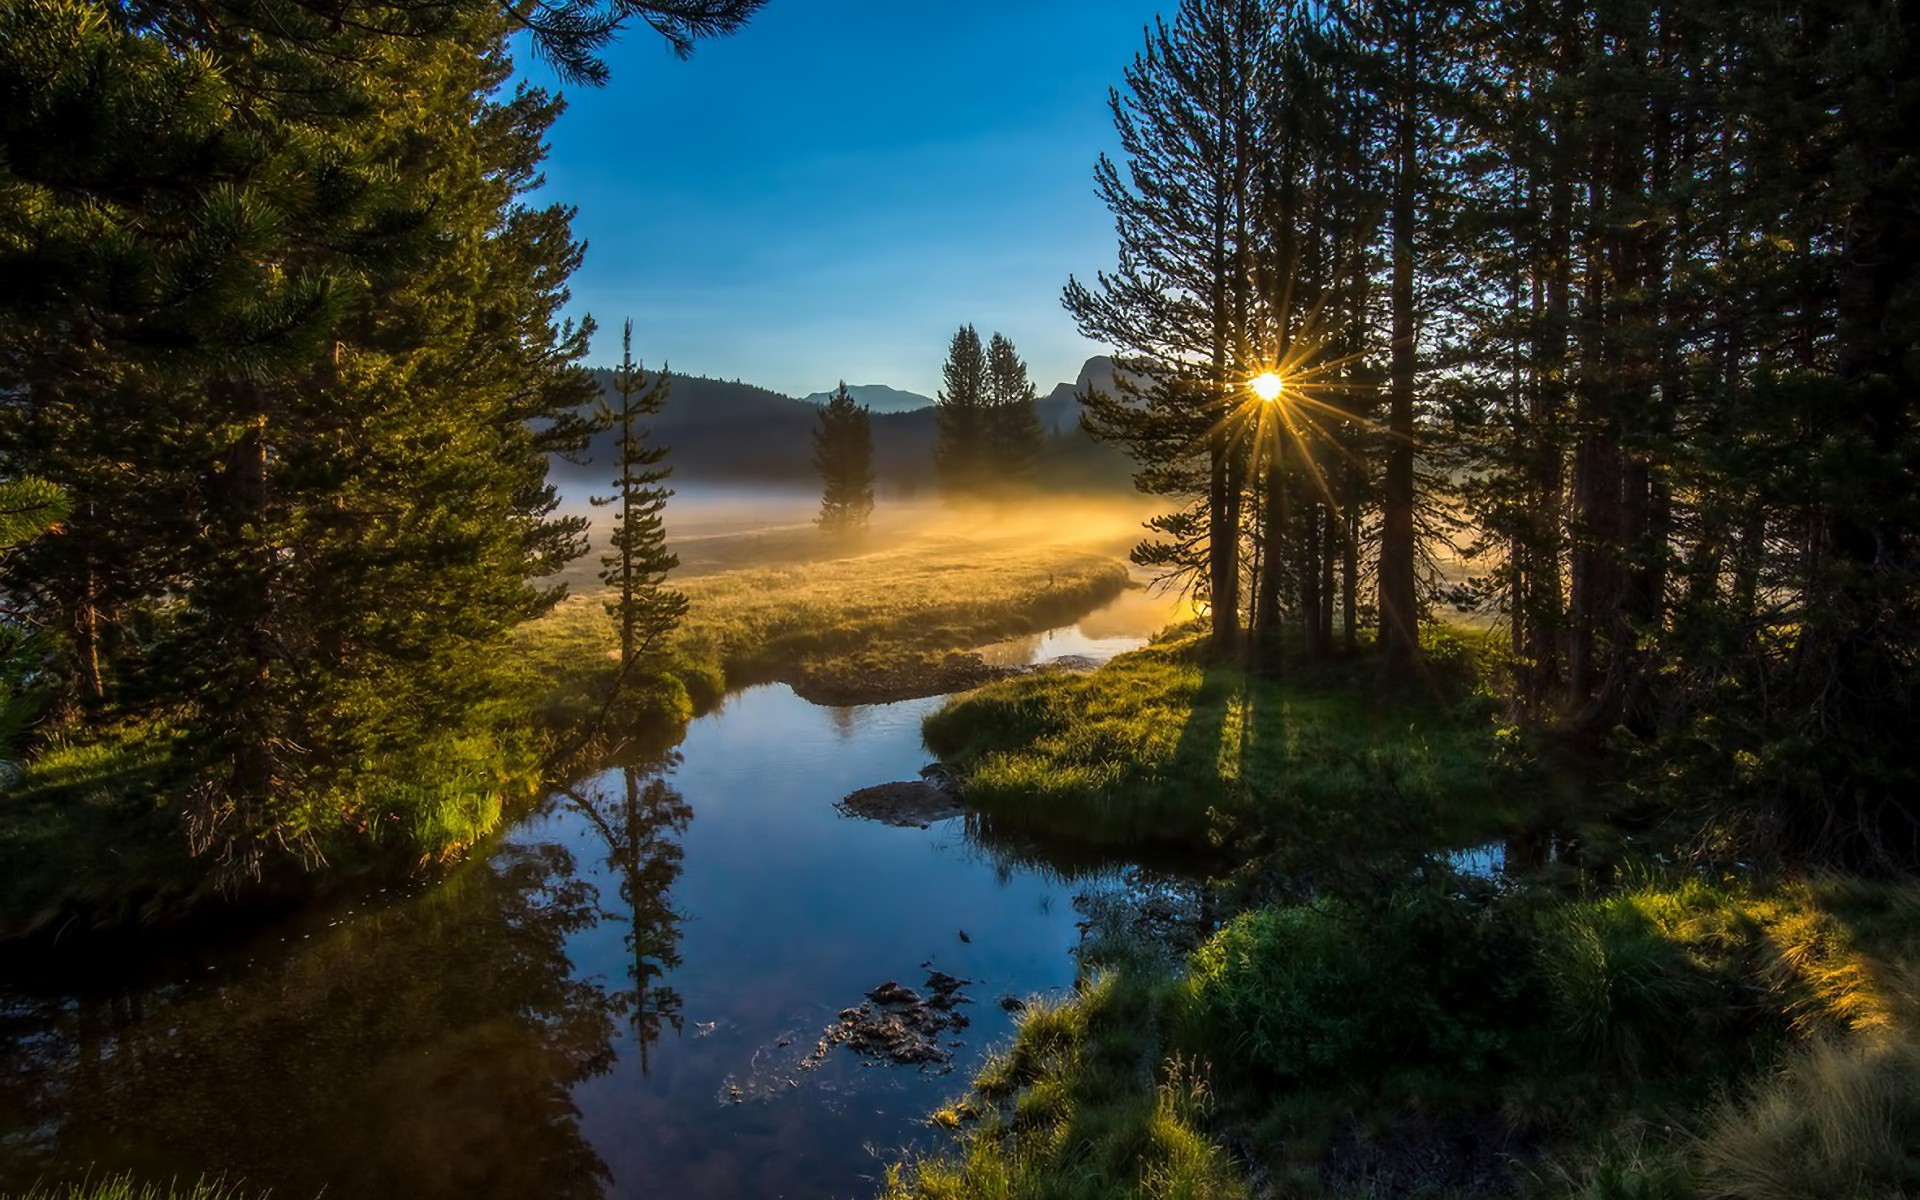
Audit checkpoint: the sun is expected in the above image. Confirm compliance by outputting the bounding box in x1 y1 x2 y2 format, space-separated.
1249 371 1283 402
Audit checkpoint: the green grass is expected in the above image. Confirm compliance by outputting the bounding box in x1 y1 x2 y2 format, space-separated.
884 918 1247 1200
0 720 212 938
0 716 550 938
922 628 1507 866
890 867 1920 1200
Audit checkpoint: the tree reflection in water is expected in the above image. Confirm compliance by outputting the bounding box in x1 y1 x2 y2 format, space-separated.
561 760 692 1077
0 839 624 1200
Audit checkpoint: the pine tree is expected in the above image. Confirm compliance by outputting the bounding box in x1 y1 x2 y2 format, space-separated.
984 333 1045 492
595 320 687 668
934 324 990 497
1 1 619 874
1063 0 1286 651
812 382 875 534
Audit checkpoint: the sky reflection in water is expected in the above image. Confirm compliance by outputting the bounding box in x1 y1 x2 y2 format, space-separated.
0 595 1189 1199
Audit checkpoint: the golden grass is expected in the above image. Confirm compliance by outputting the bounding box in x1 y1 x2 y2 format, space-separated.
512 522 1138 709
1697 1037 1920 1200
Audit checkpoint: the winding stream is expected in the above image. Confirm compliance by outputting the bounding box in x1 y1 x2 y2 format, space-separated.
0 588 1188 1200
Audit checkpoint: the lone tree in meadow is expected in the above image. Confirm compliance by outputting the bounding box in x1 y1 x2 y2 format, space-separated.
813 382 875 534
595 320 688 667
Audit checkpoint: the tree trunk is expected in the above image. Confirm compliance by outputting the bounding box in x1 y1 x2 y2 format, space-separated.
1378 12 1420 671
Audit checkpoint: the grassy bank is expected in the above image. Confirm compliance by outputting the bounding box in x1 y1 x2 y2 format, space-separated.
887 872 1920 1200
892 630 1920 1199
511 530 1131 725
923 627 1511 870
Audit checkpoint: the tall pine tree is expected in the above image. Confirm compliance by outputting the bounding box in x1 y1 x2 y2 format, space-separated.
984 333 1045 492
595 320 687 668
934 324 990 497
813 382 875 534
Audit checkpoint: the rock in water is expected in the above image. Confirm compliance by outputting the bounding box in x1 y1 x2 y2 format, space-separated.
835 781 963 827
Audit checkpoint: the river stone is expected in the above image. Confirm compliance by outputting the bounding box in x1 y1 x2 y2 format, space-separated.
835 781 962 827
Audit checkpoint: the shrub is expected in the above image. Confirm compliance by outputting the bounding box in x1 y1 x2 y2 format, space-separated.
1178 887 1542 1087
1536 896 1720 1081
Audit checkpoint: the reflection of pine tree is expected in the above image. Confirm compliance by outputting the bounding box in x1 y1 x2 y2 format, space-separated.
566 762 692 1076
1 834 626 1199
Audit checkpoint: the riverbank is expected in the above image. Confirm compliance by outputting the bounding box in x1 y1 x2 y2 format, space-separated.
0 531 1130 941
923 625 1510 868
887 634 1920 1200
511 531 1131 726
885 873 1920 1200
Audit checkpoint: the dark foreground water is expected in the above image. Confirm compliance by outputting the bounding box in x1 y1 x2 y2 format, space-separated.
0 596 1185 1200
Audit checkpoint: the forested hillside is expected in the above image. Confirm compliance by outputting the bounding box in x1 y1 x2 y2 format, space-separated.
556 366 1131 492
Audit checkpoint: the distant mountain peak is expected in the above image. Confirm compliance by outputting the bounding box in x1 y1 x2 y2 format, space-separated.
801 383 938 414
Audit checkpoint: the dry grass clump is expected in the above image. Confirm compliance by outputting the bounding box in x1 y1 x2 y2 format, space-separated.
1697 1038 1920 1200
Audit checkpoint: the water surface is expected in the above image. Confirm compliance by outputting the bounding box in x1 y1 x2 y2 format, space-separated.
0 595 1184 1199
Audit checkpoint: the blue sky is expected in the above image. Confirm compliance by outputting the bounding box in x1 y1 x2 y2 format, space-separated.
524 0 1167 399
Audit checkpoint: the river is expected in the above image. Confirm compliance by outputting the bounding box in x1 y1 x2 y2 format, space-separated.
0 589 1190 1200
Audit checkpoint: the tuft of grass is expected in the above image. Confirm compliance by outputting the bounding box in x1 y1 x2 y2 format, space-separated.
1544 1123 1699 1200
1697 1038 1920 1200
1536 895 1722 1082
0 1175 259 1200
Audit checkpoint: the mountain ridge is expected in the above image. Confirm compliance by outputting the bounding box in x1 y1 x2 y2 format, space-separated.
798 383 938 414
552 358 1128 492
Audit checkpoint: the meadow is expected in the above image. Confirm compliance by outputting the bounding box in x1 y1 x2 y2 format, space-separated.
0 492 1154 937
883 629 1920 1200
513 492 1153 728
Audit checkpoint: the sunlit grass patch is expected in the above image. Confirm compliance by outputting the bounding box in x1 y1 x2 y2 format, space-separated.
511 529 1131 710
923 632 1503 857
883 969 1246 1200
674 536 1127 684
